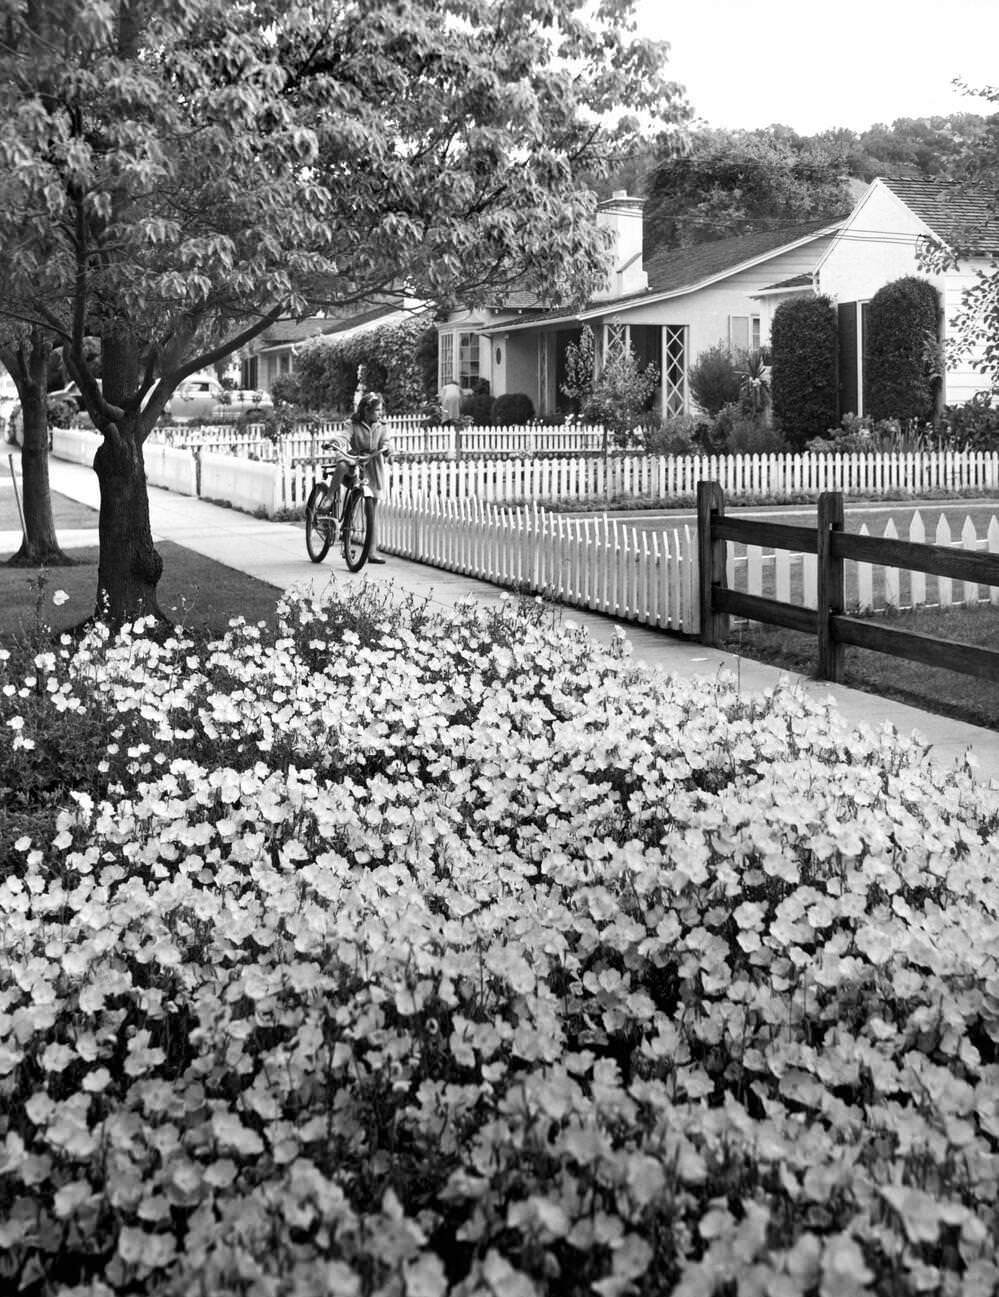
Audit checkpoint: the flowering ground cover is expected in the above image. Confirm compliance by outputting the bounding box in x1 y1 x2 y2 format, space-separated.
2 583 999 1296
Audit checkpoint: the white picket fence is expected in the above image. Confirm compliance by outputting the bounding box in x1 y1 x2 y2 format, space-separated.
379 498 700 633
726 511 999 615
49 428 999 632
153 421 609 461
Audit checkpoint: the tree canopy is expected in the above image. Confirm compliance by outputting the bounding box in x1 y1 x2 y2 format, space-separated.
636 113 999 257
0 0 688 621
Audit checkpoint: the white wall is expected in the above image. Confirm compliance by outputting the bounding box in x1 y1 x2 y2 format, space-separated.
817 181 992 406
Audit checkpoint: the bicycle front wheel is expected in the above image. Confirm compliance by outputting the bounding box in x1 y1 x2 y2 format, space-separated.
305 483 334 563
342 490 374 572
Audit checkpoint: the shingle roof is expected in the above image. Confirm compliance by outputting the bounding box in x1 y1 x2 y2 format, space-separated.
484 220 838 332
759 272 813 291
641 219 837 297
253 305 404 350
879 177 999 252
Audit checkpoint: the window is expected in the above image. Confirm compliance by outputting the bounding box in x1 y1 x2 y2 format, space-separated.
458 332 480 386
439 332 455 388
241 356 259 389
728 314 761 354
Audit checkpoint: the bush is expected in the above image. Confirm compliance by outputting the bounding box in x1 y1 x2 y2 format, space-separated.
717 405 787 453
493 391 535 424
461 380 494 425
806 412 939 454
770 294 838 447
935 391 999 450
865 276 941 422
644 413 710 455
688 343 742 416
292 317 437 413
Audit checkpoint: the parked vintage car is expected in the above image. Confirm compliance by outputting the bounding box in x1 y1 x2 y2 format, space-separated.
165 376 273 423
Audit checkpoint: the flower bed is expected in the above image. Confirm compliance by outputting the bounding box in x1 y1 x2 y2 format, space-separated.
2 587 999 1295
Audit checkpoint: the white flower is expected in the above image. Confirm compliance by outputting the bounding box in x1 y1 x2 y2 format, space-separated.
52 590 69 607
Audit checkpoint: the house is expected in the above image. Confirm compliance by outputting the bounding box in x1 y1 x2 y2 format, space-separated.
436 192 842 418
239 299 428 392
813 176 999 415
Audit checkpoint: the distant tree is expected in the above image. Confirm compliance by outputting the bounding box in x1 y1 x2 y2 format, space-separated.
0 0 687 627
643 126 852 254
851 113 996 182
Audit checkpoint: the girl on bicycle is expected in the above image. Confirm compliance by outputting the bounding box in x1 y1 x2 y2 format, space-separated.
332 390 393 563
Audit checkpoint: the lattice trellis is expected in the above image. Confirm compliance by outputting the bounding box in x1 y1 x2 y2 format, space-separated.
663 325 687 417
538 335 550 414
604 321 628 366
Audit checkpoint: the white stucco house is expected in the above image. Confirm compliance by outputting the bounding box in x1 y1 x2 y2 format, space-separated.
436 192 843 418
813 176 999 415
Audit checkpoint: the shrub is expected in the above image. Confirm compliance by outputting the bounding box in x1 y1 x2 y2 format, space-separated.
688 343 742 416
935 390 999 450
584 347 659 445
644 413 710 454
292 316 437 413
865 276 941 421
493 391 535 424
770 294 838 447
461 379 494 425
719 406 787 453
806 412 939 454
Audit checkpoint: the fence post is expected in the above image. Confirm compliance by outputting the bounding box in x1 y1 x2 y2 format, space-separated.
816 491 845 682
697 480 728 645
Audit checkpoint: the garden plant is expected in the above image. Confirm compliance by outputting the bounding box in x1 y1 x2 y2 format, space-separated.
2 583 999 1295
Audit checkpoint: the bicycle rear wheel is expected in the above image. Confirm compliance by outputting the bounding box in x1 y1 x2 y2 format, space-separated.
305 483 334 563
342 490 374 572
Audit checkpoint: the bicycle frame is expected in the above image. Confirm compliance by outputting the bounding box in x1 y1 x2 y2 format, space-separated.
305 444 380 570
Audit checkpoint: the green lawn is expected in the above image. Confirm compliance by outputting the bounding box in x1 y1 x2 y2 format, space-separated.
721 603 999 731
0 490 284 640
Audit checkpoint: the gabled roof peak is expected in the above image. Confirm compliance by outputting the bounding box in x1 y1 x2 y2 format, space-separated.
877 176 999 252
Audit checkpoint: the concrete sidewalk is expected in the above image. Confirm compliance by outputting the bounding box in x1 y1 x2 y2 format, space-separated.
27 458 999 786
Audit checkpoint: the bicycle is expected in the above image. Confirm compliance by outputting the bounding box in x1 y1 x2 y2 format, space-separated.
304 439 378 572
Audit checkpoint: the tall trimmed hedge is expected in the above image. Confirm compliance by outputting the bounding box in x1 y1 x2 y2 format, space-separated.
865 277 941 421
770 295 838 448
287 317 438 413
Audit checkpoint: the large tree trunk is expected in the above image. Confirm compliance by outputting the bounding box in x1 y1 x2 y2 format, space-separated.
93 418 165 628
2 333 74 567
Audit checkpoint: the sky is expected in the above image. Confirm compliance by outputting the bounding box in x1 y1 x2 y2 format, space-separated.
633 0 998 135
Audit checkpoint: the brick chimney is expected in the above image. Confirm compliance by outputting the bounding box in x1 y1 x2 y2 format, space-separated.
594 190 648 300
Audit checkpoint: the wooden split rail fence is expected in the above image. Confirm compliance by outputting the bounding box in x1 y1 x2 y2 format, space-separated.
697 482 999 684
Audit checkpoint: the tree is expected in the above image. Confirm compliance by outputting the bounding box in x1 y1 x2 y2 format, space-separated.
643 126 852 256
0 325 73 566
587 345 658 446
0 0 686 627
560 325 597 414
